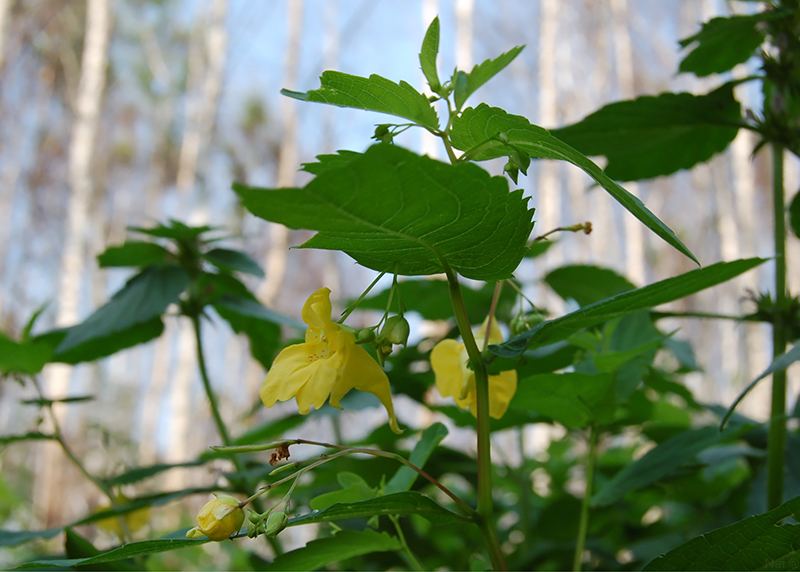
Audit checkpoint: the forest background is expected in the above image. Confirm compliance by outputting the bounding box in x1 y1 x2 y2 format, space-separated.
0 0 797 569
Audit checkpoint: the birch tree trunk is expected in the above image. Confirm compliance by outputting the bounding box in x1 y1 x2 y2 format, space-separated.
537 0 560 236
258 0 303 307
166 0 228 487
37 0 112 526
0 0 10 72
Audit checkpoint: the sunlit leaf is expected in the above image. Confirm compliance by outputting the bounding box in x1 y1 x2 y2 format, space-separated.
235 144 534 281
453 46 524 110
451 104 696 262
281 71 439 130
420 17 442 93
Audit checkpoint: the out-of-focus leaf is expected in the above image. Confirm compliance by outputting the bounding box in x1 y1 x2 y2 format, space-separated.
97 242 173 268
310 472 377 511
643 496 800 571
20 395 94 407
0 334 53 375
386 422 448 494
202 248 264 277
544 265 636 306
288 491 464 526
55 266 188 354
492 258 766 357
790 190 800 239
64 528 139 571
0 432 57 446
128 220 213 240
103 461 206 487
261 529 401 571
213 297 282 369
512 372 617 428
678 14 769 77
551 84 741 181
451 104 696 262
235 144 534 281
281 71 439 130
592 424 750 507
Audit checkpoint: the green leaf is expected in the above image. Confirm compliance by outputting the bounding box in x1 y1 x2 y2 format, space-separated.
202 248 264 277
420 17 442 93
97 242 173 268
678 14 768 77
592 425 749 507
234 144 534 281
451 104 697 263
0 528 62 549
790 190 800 239
551 84 741 181
525 240 556 258
0 335 53 375
511 372 617 428
288 491 463 526
643 496 800 571
213 296 282 369
213 295 304 330
386 422 448 494
39 318 165 365
21 395 94 407
544 265 636 306
0 432 57 446
720 342 800 429
281 71 439 130
453 46 524 110
261 529 401 571
310 472 377 511
491 258 766 357
54 266 188 354
64 528 139 571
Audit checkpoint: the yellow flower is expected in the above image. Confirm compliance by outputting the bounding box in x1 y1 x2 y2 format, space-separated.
186 494 245 541
430 318 517 419
260 287 401 434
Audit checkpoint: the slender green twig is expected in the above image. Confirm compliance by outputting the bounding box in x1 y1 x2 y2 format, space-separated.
573 425 598 572
390 515 424 571
768 143 787 510
340 271 386 323
481 282 502 353
191 313 232 447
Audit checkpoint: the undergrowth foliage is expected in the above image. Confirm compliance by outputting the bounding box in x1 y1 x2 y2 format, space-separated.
4 4 800 570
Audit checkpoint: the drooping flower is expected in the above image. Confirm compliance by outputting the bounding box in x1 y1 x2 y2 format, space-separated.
260 287 401 433
430 318 517 419
186 494 245 541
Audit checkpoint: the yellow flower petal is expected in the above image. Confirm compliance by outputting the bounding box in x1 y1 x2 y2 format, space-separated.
431 338 470 400
488 370 517 419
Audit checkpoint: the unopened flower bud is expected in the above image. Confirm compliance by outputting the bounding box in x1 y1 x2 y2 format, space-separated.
380 315 410 346
186 493 245 541
356 328 376 344
265 511 289 538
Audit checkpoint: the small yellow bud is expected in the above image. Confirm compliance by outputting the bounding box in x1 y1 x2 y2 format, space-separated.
192 494 245 541
265 511 289 538
380 315 410 346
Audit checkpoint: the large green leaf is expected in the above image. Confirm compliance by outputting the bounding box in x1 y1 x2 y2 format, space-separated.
281 71 439 130
491 258 765 358
592 425 747 507
0 334 53 375
511 372 617 429
287 491 464 526
262 529 401 571
544 265 636 306
234 144 534 281
97 242 173 268
419 17 441 93
451 104 696 262
453 46 524 110
38 318 165 365
550 84 741 181
386 422 448 494
643 496 800 571
55 266 189 354
678 14 768 77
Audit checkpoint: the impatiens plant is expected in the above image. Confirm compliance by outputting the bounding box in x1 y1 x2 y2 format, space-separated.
7 7 800 572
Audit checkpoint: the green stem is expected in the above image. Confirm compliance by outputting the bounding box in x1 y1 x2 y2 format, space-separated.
442 263 507 570
340 271 385 323
650 311 757 322
768 143 787 510
191 313 232 447
573 425 598 572
390 515 424 571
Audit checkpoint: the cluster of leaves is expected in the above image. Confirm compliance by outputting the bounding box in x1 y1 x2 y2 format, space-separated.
5 2 800 570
